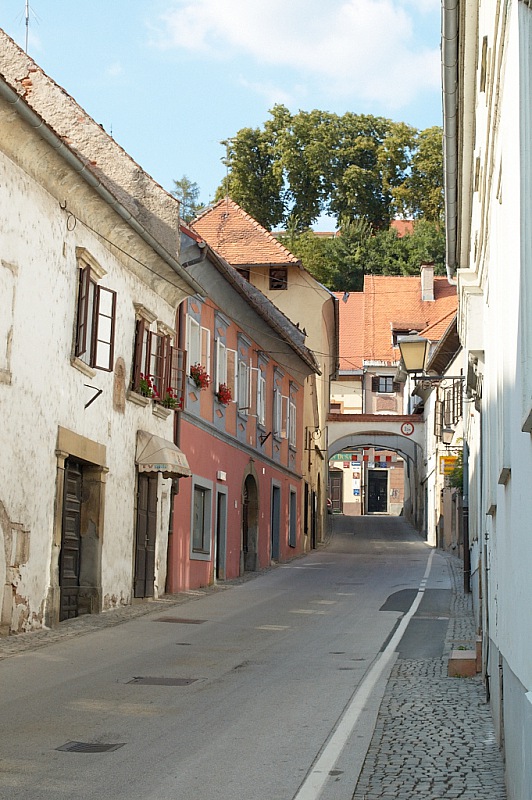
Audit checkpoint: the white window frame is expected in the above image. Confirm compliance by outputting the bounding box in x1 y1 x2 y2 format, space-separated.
238 359 250 414
187 315 210 378
190 476 213 561
273 387 282 437
257 370 266 426
288 397 297 447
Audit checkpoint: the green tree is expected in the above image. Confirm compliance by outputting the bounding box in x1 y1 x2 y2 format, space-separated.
218 107 441 230
171 175 203 222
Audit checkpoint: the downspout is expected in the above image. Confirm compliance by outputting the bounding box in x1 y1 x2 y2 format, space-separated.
0 79 205 297
442 0 459 283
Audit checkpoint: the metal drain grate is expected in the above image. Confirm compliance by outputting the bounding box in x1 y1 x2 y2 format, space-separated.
56 741 125 753
127 676 198 686
154 617 206 624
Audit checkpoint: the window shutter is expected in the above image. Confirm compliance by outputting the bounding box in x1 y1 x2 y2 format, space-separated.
393 381 401 393
200 326 211 375
167 346 186 407
215 339 227 390
273 388 282 436
257 371 266 426
92 285 116 371
75 265 91 358
371 376 379 392
186 316 200 370
132 318 146 389
289 399 297 447
249 366 259 417
226 348 237 400
238 360 249 413
281 395 289 438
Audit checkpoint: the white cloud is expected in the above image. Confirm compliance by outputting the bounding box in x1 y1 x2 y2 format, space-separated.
237 76 297 107
106 62 124 78
155 0 440 108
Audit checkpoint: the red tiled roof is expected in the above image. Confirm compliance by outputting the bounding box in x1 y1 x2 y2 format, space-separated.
363 275 457 364
333 292 365 371
419 309 457 341
192 199 300 266
390 219 414 237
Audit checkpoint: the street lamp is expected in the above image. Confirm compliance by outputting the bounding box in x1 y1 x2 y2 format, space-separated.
441 426 455 446
397 335 430 375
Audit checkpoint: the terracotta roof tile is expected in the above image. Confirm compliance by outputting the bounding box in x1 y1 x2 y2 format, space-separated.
419 309 457 340
333 292 365 371
390 219 415 237
192 199 300 266
362 275 457 365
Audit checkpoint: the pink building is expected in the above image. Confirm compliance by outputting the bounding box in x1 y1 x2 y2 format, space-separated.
167 231 320 592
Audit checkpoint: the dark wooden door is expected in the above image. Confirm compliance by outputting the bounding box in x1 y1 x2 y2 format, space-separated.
330 473 343 513
134 474 157 598
60 460 83 621
367 470 388 513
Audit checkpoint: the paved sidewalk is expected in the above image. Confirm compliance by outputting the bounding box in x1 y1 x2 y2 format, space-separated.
352 552 507 800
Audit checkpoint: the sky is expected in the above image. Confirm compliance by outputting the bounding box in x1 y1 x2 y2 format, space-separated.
1 1 443 225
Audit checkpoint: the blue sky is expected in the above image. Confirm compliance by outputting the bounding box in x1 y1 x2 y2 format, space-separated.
1 0 442 221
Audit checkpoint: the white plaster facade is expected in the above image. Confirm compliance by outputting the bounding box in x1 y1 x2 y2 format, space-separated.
445 0 532 795
0 33 200 632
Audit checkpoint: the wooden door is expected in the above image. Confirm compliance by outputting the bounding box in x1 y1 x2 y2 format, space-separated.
60 460 83 621
367 470 388 513
134 474 157 598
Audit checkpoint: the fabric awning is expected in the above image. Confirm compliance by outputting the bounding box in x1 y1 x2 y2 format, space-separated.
136 430 191 479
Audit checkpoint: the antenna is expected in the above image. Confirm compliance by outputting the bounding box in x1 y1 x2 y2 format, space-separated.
25 0 30 53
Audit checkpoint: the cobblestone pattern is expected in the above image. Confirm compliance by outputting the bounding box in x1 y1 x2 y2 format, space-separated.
352 553 507 800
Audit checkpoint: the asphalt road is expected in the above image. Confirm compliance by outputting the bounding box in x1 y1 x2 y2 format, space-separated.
0 516 452 800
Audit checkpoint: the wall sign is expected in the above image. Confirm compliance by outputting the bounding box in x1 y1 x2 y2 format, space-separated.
401 422 414 436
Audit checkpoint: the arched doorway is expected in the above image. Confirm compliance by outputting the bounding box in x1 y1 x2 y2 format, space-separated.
242 474 259 573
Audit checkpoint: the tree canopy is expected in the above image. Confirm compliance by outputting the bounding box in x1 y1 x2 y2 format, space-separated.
218 105 443 231
171 175 204 222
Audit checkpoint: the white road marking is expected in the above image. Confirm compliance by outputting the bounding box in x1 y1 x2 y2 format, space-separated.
256 625 290 631
293 549 436 800
290 609 327 615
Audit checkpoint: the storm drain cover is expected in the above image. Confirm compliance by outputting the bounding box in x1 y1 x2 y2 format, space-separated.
154 617 206 624
56 741 125 753
127 676 198 686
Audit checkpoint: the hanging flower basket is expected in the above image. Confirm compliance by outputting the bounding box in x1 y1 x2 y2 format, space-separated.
216 383 232 406
190 363 210 390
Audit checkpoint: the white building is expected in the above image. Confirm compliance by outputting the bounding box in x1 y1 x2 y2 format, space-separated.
443 0 532 795
0 30 201 632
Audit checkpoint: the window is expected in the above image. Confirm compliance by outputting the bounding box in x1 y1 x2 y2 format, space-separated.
257 370 266 426
273 387 282 437
238 359 250 413
186 315 210 378
190 478 213 560
132 316 185 404
269 268 288 290
237 269 250 281
288 397 297 448
372 376 397 393
75 257 116 371
288 489 297 548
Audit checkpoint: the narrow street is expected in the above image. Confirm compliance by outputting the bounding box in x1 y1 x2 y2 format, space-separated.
0 516 504 800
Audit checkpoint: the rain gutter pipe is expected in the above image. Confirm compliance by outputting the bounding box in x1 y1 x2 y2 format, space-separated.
442 0 459 283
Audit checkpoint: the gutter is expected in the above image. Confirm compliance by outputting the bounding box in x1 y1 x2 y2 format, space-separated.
442 0 459 282
0 78 205 297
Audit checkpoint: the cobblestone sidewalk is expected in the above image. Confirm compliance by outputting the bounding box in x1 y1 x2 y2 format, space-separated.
352 554 507 800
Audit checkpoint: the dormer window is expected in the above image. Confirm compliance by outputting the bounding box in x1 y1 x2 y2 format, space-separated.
269 268 288 290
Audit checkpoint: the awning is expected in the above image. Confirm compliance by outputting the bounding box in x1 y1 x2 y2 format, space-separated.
136 430 191 479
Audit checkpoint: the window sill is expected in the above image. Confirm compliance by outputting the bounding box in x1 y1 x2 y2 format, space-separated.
71 356 96 379
190 550 211 562
152 404 172 420
127 390 150 407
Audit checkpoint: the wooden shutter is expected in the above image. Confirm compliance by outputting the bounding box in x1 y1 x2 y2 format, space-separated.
132 318 147 389
75 265 91 358
289 398 297 447
215 339 227 390
167 346 186 408
92 285 116 370
200 326 211 375
281 395 289 439
371 376 379 392
186 316 200 369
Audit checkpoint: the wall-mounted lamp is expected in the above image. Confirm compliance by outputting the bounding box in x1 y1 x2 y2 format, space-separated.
397 336 464 385
441 426 455 446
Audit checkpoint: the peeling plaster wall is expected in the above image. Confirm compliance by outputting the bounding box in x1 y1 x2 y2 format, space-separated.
0 98 190 632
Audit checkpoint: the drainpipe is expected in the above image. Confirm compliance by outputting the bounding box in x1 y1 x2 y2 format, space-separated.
442 0 459 283
0 79 205 297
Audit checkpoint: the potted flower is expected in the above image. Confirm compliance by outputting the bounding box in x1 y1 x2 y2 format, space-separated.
215 383 232 406
138 373 157 398
161 387 181 409
190 363 211 390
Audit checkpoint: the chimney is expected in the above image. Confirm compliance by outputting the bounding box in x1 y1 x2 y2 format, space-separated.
421 262 434 301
